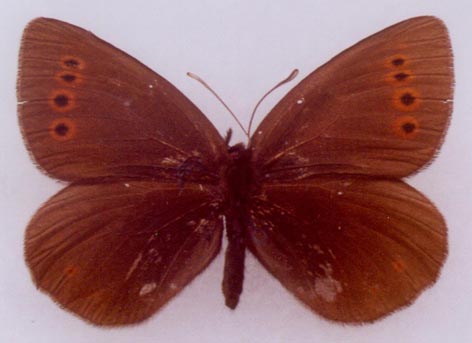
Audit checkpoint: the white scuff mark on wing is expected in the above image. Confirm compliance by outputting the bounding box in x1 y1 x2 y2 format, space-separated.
310 244 324 254
328 248 336 260
314 263 342 302
148 248 162 264
139 282 157 296
148 84 154 89
123 100 131 107
297 155 309 164
126 253 143 280
18 100 28 105
124 183 130 188
296 97 305 105
199 184 203 191
161 157 182 166
337 191 343 195
195 218 210 234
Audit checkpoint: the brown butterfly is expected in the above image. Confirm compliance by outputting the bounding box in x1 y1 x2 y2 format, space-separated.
17 16 453 326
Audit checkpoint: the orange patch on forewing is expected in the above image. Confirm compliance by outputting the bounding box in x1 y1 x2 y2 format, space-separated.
48 89 76 112
60 55 86 70
64 265 79 277
368 284 380 296
392 259 406 273
393 116 419 139
55 70 83 86
49 118 77 141
386 54 409 69
385 69 414 84
393 87 421 111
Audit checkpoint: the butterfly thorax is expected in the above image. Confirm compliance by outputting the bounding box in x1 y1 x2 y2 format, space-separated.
225 143 254 209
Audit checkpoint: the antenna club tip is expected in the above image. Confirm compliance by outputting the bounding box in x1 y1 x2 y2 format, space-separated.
289 69 299 80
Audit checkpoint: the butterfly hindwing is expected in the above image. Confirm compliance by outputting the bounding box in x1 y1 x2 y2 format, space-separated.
25 180 223 325
18 18 227 182
251 16 453 180
248 177 447 322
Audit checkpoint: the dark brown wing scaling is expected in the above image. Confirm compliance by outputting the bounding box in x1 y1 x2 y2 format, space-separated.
18 16 453 326
25 181 222 325
18 18 227 182
248 177 447 323
251 16 453 181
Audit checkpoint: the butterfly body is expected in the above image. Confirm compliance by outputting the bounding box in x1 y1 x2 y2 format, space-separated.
18 16 453 325
220 143 254 308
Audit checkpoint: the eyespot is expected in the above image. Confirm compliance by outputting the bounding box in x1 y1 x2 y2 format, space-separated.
393 116 419 139
48 89 76 112
64 265 79 277
392 259 406 273
385 70 413 84
393 88 421 111
55 70 83 85
392 58 405 66
394 72 409 81
60 55 85 70
49 118 77 141
386 54 409 68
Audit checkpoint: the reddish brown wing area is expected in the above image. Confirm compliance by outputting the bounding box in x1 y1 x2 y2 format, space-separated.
247 177 446 323
25 180 222 326
251 16 453 180
18 18 226 182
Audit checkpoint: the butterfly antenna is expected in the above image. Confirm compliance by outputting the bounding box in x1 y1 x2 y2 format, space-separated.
187 72 249 139
247 69 299 138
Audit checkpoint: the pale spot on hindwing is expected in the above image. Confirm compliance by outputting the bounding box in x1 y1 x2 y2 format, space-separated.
139 282 157 296
314 263 342 302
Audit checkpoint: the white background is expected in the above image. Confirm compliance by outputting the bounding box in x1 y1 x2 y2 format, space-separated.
1 1 471 342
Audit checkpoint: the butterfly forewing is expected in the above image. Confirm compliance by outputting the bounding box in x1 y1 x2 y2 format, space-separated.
247 177 447 323
18 18 227 182
251 16 453 180
25 180 223 325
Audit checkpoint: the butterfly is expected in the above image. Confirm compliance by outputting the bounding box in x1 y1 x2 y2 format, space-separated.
17 16 453 326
